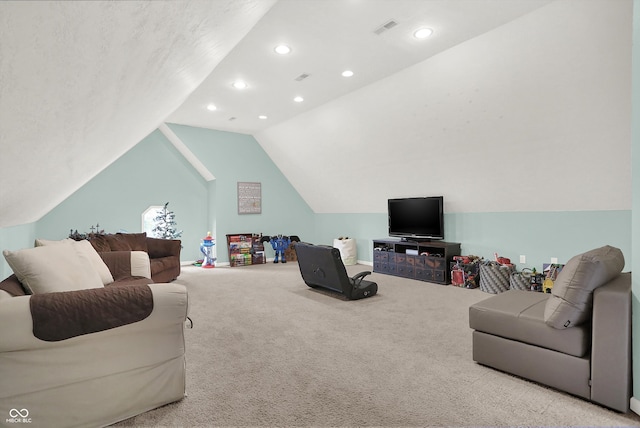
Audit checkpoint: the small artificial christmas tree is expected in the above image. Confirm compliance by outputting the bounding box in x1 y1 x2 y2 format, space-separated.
152 202 183 240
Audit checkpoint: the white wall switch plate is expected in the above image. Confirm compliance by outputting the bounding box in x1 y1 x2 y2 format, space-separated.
551 257 558 264
519 255 526 264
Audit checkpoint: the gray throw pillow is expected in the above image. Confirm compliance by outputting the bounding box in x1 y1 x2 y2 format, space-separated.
544 245 624 329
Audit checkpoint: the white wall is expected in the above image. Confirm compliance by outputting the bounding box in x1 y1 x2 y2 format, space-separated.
255 0 632 215
630 0 640 412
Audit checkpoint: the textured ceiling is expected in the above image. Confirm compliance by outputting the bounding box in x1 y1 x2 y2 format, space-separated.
0 0 275 228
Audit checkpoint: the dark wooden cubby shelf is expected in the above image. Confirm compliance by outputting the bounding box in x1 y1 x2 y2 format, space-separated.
372 239 461 285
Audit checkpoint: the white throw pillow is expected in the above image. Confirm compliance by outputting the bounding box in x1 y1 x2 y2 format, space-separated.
74 240 114 285
34 238 114 285
3 244 104 294
34 238 75 247
130 251 152 279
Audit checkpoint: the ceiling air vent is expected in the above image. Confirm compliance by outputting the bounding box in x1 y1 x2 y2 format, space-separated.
374 20 398 35
294 73 311 82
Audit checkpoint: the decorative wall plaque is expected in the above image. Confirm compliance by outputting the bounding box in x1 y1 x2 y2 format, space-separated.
237 182 262 214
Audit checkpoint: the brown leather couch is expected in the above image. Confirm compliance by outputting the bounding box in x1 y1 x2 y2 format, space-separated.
469 246 630 412
89 233 181 283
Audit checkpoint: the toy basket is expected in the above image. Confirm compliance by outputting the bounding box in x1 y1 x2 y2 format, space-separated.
479 262 514 294
333 237 356 265
510 268 533 291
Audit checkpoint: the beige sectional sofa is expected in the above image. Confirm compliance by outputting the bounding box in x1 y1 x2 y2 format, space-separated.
0 238 188 427
469 246 631 412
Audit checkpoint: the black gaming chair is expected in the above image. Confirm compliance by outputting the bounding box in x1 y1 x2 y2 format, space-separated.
295 242 378 300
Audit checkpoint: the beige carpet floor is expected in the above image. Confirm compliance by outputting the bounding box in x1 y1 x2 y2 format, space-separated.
113 263 640 427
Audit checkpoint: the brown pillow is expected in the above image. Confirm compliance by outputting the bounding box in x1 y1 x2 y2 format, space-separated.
107 234 132 251
89 235 112 253
117 232 148 252
0 274 28 296
544 245 624 329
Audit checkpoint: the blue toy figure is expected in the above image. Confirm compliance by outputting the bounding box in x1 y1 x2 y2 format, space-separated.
270 234 291 263
260 234 300 263
200 232 216 268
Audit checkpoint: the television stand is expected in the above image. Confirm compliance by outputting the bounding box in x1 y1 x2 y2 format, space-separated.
400 237 439 243
372 239 461 284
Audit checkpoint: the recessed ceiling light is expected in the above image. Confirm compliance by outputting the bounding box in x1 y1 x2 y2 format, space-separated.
274 44 291 55
293 96 304 103
341 70 354 77
232 80 248 90
413 28 433 39
206 104 217 111
258 115 268 120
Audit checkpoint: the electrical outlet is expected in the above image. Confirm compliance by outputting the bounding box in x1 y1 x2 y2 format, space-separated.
519 255 526 264
551 257 558 264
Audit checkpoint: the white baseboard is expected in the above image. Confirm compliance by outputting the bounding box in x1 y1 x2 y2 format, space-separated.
181 260 230 267
183 259 373 268
630 396 640 415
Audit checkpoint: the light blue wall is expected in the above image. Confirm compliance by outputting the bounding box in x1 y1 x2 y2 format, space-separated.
0 125 317 266
314 213 387 262
35 129 210 262
314 210 631 271
447 210 632 271
631 0 640 408
0 222 37 279
166 123 316 262
34 125 318 264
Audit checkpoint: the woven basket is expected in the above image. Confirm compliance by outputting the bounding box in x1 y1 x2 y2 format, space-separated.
479 262 514 294
510 268 533 291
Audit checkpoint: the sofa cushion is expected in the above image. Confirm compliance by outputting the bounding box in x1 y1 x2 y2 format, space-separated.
469 290 590 357
544 245 624 329
35 238 114 285
74 240 115 285
108 277 153 287
107 234 133 251
131 251 152 279
150 256 181 283
34 238 75 246
3 244 104 294
147 237 181 259
0 274 27 297
89 234 112 252
117 233 148 252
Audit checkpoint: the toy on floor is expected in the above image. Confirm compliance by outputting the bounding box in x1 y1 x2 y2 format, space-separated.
260 234 300 263
451 255 481 288
542 264 563 293
200 232 216 268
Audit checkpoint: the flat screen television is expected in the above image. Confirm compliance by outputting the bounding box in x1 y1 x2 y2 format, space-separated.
388 196 444 241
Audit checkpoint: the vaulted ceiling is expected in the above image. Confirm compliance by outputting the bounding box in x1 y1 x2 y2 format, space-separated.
0 0 275 228
2 0 628 228
168 0 554 134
